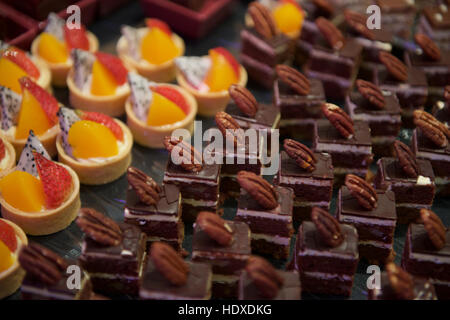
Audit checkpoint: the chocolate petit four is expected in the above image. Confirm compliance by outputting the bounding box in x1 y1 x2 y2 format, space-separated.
402 209 450 300
432 85 450 126
140 242 212 300
192 211 251 299
337 174 397 264
124 167 184 251
274 139 333 222
375 141 436 224
293 207 359 296
236 171 294 259
376 0 416 40
418 4 450 51
163 136 221 222
274 65 326 140
239 255 301 300
345 80 402 157
77 208 147 297
19 243 93 300
368 263 437 300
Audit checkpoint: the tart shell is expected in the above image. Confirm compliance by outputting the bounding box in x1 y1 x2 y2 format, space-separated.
0 137 16 177
32 57 52 93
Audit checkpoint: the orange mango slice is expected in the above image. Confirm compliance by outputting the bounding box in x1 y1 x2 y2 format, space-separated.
0 240 14 272
38 32 69 63
0 57 28 93
204 49 239 92
141 28 180 65
90 60 118 96
147 92 185 126
273 3 304 35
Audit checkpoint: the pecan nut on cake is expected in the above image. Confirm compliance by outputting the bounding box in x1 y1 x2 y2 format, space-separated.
418 4 450 51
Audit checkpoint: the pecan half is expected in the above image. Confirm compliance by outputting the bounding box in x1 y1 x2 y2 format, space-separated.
229 84 258 117
315 17 345 50
413 110 449 148
344 10 374 40
196 211 233 246
237 171 278 210
311 207 344 248
246 256 284 299
421 209 447 250
150 242 189 286
164 136 203 172
394 140 419 178
414 33 441 61
379 51 408 82
345 174 378 210
321 103 354 139
127 167 161 205
248 1 277 39
313 0 334 17
283 139 316 172
19 243 68 285
275 65 310 96
385 263 415 300
356 79 385 109
76 208 123 246
215 111 243 146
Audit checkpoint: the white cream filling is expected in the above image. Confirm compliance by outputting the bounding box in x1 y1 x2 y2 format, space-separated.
339 214 396 227
0 150 11 170
293 200 330 207
315 142 372 154
124 208 179 222
236 207 292 222
302 271 353 282
251 233 291 246
182 198 218 207
278 175 332 186
358 240 393 249
417 150 450 162
163 176 219 186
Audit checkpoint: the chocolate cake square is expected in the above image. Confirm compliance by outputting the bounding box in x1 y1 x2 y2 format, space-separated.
192 221 251 299
432 99 450 128
418 5 450 51
79 223 147 296
402 223 450 300
374 157 436 224
235 186 294 259
376 0 416 39
140 261 212 300
405 49 450 87
337 187 397 264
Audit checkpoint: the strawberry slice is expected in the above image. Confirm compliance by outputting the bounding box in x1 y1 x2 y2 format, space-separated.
152 86 189 115
146 18 172 36
76 110 124 141
2 47 40 79
34 152 72 209
0 220 17 252
210 47 240 78
64 25 90 50
0 139 5 162
19 77 59 125
94 52 128 85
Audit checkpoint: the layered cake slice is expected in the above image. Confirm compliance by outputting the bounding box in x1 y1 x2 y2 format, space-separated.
375 0 416 40
432 86 450 128
418 4 450 51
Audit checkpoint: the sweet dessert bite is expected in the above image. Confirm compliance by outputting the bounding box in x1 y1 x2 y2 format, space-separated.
375 0 416 40
55 106 133 185
292 207 359 296
375 140 436 224
337 174 397 264
402 209 450 300
117 19 184 83
163 137 221 223
368 263 437 300
239 255 301 300
124 167 184 252
77 208 147 297
432 85 450 127
175 47 247 116
140 242 212 300
125 73 197 148
0 77 60 157
344 79 402 157
67 49 130 117
274 139 333 223
235 171 294 259
31 13 99 87
0 218 27 299
411 110 450 195
273 65 325 140
240 2 292 89
0 136 16 175
313 103 373 182
418 4 450 51
192 211 251 298
0 131 80 235
19 243 92 300
171 0 206 10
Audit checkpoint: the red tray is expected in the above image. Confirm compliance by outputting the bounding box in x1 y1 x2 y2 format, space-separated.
0 2 38 50
139 0 235 39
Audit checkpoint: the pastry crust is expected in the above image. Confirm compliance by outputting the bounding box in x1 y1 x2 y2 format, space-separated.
0 219 28 299
31 32 99 87
176 65 248 117
0 137 16 177
56 119 133 185
116 29 185 83
125 84 197 148
0 163 80 236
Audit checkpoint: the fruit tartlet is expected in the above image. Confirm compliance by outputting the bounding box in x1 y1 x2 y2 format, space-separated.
117 19 185 83
67 49 131 117
0 218 28 299
175 47 247 116
0 77 60 158
0 41 51 94
56 107 133 185
31 13 99 87
125 73 197 148
0 131 80 235
0 136 16 177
